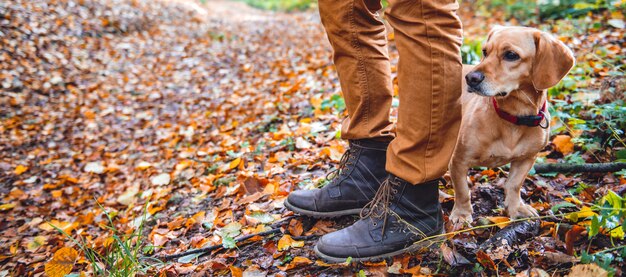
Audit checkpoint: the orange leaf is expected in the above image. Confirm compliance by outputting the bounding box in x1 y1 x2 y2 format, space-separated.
565 225 585 255
277 256 312 271
487 216 512 229
45 247 78 277
480 169 497 178
14 165 28 175
229 266 243 277
552 135 574 155
288 219 303 237
277 235 304 251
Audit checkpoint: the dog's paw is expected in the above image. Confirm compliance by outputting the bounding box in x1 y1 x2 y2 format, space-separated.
449 209 473 231
507 203 539 219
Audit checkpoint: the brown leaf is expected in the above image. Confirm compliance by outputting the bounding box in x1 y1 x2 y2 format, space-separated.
440 243 471 266
288 219 303 237
476 250 497 271
567 263 608 277
564 225 585 255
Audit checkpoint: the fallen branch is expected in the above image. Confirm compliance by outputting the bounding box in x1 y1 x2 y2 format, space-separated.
479 220 540 251
159 228 282 261
533 162 626 173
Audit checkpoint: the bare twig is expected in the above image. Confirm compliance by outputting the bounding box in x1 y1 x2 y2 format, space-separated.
159 228 282 261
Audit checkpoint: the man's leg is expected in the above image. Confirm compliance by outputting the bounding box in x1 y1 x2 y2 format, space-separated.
315 0 463 262
386 0 463 184
319 0 395 141
284 0 395 217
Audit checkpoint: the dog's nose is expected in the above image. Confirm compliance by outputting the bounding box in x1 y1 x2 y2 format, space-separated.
465 71 485 88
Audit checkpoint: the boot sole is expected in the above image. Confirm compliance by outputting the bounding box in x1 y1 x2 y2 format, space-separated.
284 198 362 218
314 228 446 263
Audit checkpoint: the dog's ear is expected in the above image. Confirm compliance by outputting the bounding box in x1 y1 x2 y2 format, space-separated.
532 31 575 90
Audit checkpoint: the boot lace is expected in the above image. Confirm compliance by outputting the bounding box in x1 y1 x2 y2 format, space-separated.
325 147 355 181
360 177 401 234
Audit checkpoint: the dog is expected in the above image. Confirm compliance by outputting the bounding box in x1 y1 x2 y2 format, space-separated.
448 26 575 229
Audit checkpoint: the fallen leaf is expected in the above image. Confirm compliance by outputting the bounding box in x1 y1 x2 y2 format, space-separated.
440 243 471 266
26 236 47 251
277 256 312 271
0 203 16 211
567 263 608 277
288 219 303 237
277 235 304 251
14 165 28 175
242 265 267 277
45 247 78 277
230 266 243 277
229 158 241 170
84 161 105 174
150 173 171 186
564 225 585 255
565 206 597 222
487 216 512 229
552 135 574 155
39 220 79 234
476 250 497 271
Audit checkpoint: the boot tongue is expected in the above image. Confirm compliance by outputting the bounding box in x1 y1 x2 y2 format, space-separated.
361 177 402 237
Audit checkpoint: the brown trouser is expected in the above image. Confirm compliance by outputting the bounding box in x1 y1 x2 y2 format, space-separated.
319 0 463 184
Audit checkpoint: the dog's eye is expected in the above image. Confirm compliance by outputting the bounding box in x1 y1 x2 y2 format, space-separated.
503 51 520 61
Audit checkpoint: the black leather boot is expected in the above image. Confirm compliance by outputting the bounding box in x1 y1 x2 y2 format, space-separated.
284 139 389 218
314 175 445 263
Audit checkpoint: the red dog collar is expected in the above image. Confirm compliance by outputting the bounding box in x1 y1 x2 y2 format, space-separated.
492 97 547 127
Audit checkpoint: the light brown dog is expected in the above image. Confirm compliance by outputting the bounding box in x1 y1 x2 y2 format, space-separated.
448 26 575 229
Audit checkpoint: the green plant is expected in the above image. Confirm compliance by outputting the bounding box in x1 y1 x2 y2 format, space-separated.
53 202 160 276
320 93 346 113
461 38 483 65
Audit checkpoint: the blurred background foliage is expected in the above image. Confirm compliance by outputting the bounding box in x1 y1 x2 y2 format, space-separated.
236 0 625 164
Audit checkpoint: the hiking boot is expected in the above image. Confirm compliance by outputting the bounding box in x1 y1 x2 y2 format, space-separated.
315 175 445 263
284 139 389 218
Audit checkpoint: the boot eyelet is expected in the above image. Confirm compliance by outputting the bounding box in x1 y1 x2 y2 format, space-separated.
373 222 377 226
392 189 398 193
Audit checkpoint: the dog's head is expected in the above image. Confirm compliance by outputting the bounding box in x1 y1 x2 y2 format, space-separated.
466 26 575 97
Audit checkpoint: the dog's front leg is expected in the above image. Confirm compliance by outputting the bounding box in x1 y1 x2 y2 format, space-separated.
504 158 539 218
449 158 473 230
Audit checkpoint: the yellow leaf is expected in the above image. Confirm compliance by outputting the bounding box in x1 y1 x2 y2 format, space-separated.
26 236 47 251
609 226 624 239
487 216 512 229
14 165 28 175
45 247 78 277
277 235 304 251
39 220 79 234
552 135 574 155
565 206 597 222
0 203 16 211
229 158 241 170
135 161 153 170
